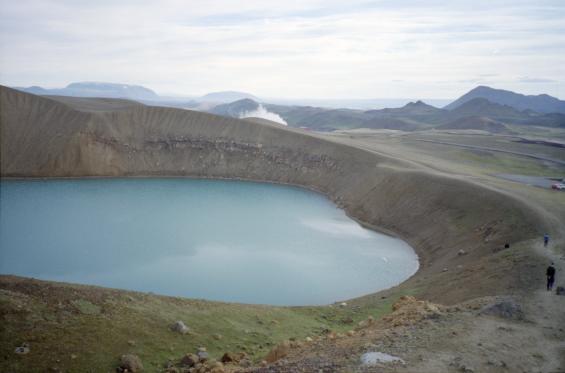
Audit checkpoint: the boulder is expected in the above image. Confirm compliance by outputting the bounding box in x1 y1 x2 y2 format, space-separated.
360 352 404 366
14 343 30 355
383 296 443 326
170 321 190 334
480 299 524 320
358 320 368 328
119 354 143 372
180 353 199 367
197 350 209 361
220 352 246 364
264 340 290 363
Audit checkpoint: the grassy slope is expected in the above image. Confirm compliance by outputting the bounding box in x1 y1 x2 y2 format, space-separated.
0 276 409 372
343 131 565 177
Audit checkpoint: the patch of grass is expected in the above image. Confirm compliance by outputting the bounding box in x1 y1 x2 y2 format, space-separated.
452 150 565 176
71 299 101 315
0 280 396 372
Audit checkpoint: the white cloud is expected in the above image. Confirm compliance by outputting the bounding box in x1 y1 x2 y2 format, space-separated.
0 1 564 99
518 76 558 83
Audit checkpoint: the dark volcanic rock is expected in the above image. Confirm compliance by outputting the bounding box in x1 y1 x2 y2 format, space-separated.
180 353 199 367
119 354 143 372
480 299 524 320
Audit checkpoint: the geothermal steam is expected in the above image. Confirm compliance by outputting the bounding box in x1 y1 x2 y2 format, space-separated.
239 104 287 125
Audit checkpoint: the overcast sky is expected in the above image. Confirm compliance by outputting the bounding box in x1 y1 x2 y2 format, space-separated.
0 0 564 99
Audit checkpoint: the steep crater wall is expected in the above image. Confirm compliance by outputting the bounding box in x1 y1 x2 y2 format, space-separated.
0 86 546 303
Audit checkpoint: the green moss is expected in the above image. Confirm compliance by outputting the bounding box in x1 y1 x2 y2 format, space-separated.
71 299 101 315
453 150 565 176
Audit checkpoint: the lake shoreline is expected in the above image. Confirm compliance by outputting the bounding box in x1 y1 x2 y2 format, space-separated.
1 177 419 306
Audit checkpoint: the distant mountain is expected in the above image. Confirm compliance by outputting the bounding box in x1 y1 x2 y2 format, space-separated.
263 97 452 110
208 99 364 130
13 83 564 131
445 86 565 114
443 98 565 128
281 108 368 130
15 85 49 95
524 112 565 128
210 98 260 117
364 101 444 125
198 91 259 103
437 116 510 133
370 100 442 116
15 82 160 101
210 99 288 125
264 103 427 131
448 98 526 121
209 97 563 132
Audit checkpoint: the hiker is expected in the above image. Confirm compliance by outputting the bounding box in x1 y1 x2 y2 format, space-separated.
546 263 556 291
544 233 549 247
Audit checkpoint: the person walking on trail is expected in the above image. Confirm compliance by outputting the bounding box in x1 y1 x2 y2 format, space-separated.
546 263 556 291
544 233 549 247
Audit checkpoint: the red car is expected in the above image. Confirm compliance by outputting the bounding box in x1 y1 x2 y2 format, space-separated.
551 183 565 190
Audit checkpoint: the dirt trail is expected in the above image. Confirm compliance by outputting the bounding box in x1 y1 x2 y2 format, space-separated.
248 240 565 372
529 241 565 371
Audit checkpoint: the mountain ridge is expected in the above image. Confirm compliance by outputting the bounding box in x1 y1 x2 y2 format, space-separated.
15 81 160 101
197 91 259 103
446 85 565 113
205 97 565 131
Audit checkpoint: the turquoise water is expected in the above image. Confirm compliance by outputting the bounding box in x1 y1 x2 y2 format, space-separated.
0 179 418 305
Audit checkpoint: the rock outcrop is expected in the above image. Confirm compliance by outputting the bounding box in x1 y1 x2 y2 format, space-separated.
381 296 443 327
118 354 143 372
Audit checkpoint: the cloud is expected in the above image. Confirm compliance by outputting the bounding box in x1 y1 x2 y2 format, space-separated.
239 104 287 125
300 218 372 238
518 76 558 83
0 1 564 99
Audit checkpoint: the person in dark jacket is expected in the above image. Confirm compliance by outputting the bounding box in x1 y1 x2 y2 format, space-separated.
546 263 556 291
544 233 549 247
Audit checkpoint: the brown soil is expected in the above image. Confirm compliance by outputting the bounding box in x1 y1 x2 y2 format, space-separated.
245 240 565 373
